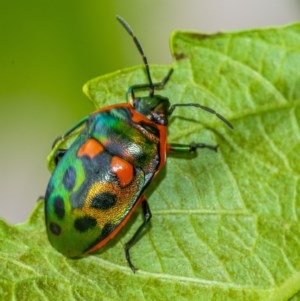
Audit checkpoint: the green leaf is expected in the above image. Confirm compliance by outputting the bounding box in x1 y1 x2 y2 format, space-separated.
1 23 300 300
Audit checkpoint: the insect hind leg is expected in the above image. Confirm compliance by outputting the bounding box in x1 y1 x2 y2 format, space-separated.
124 197 152 273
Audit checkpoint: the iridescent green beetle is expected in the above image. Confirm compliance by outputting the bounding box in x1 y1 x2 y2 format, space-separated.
45 16 233 272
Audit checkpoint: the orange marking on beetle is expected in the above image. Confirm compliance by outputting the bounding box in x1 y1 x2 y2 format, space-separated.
111 156 134 187
77 138 104 158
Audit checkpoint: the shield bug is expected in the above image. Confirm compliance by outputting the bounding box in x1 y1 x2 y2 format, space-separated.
44 15 233 272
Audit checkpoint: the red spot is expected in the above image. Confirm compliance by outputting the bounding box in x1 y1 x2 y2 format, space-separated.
111 156 134 187
78 138 104 158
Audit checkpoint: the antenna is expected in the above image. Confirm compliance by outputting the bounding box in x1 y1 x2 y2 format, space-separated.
116 15 154 96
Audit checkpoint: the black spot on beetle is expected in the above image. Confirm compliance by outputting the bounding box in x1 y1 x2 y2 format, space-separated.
85 223 117 253
90 192 117 210
74 216 97 232
99 223 116 240
54 196 65 219
50 222 61 235
63 166 76 191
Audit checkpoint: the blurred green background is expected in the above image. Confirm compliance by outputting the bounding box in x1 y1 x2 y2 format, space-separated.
0 0 299 223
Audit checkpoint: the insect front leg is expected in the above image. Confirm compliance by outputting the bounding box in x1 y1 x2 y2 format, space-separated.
127 68 173 101
167 102 233 155
124 197 152 272
168 143 218 154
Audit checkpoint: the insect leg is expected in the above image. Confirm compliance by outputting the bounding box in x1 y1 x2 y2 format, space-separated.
53 149 67 165
127 69 173 101
124 198 152 272
168 143 218 153
51 116 89 149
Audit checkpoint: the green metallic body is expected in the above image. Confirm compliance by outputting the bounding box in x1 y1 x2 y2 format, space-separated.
45 104 167 257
